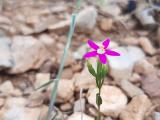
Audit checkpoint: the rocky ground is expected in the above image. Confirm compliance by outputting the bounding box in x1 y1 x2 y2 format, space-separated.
0 0 160 120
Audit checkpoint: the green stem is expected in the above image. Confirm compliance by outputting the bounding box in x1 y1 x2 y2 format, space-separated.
98 88 101 120
46 13 77 120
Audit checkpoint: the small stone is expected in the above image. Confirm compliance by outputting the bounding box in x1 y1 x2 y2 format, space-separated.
11 89 22 97
120 95 152 120
99 18 113 31
120 79 144 98
139 37 156 55
14 14 26 22
71 62 83 72
88 85 127 118
73 44 88 60
60 103 72 111
38 34 55 54
108 46 145 82
17 24 34 35
104 117 113 120
2 105 48 120
0 81 14 96
101 4 121 17
26 91 44 107
76 6 97 32
34 73 50 91
37 5 66 15
47 79 74 103
68 112 94 120
39 59 55 73
129 73 141 83
154 112 160 120
88 106 97 117
26 15 40 25
122 37 139 45
0 98 5 108
48 19 70 33
9 36 50 74
0 37 13 70
33 22 48 34
134 59 155 75
141 73 160 98
5 97 27 108
0 15 11 25
147 55 160 66
74 98 86 112
23 87 34 96
56 50 75 67
73 68 96 91
61 68 73 79
135 6 156 26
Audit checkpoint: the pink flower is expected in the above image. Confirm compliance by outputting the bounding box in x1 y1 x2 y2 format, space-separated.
83 38 120 64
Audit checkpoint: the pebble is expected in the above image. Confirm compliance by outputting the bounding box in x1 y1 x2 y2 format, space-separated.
0 98 5 108
154 112 160 120
47 79 74 103
108 46 145 82
60 103 72 111
139 37 156 55
26 91 44 107
76 6 97 32
68 112 94 120
120 79 144 98
73 68 96 91
0 81 14 96
34 73 50 91
99 18 113 31
134 59 155 75
121 36 139 45
61 67 74 79
74 98 86 112
141 73 160 98
88 85 127 118
9 36 50 74
0 37 13 70
120 95 152 120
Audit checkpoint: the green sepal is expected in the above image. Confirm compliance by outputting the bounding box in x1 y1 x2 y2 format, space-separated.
97 60 102 77
87 62 97 77
101 65 108 79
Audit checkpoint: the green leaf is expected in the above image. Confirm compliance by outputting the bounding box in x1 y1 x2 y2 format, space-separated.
35 80 53 90
47 14 77 120
96 93 102 106
87 62 96 77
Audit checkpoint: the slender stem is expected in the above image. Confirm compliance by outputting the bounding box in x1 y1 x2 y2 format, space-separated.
46 13 77 120
98 88 101 120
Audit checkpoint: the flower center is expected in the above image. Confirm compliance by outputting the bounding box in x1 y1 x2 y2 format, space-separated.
97 48 105 54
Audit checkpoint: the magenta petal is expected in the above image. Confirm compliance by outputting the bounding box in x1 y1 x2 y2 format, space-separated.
105 49 120 56
88 40 99 50
102 38 110 48
98 54 107 64
83 51 97 58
